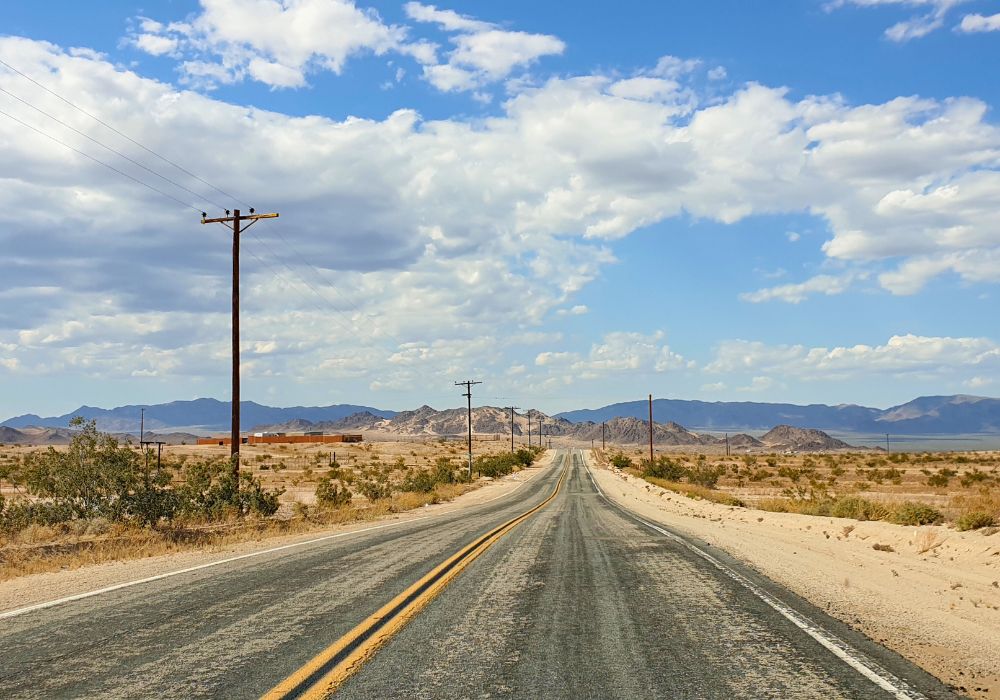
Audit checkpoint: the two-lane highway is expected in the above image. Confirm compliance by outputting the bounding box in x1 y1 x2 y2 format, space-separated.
0 451 959 698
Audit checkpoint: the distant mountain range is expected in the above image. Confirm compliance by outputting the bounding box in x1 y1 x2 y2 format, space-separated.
2 394 997 437
253 408 855 452
555 395 1000 435
0 398 395 433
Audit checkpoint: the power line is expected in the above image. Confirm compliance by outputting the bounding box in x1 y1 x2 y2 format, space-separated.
0 98 366 334
0 85 227 211
0 106 202 213
0 58 416 360
0 56 249 208
268 226 367 317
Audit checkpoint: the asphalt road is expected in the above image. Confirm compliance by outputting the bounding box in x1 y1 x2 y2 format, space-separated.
0 450 960 699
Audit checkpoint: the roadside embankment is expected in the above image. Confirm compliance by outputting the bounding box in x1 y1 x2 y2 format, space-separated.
587 451 1000 699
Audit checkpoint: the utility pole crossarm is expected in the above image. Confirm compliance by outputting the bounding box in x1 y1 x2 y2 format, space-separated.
201 212 279 224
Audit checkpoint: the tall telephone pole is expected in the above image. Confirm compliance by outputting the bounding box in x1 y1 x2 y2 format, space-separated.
648 393 655 465
201 208 279 480
527 412 532 447
505 406 520 452
455 380 482 479
601 421 606 450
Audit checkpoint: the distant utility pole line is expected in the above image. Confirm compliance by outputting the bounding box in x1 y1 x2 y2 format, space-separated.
455 380 482 479
505 406 520 452
648 394 654 465
201 208 279 480
602 421 606 450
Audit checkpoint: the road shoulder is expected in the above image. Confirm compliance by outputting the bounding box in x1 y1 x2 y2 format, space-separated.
585 451 1000 700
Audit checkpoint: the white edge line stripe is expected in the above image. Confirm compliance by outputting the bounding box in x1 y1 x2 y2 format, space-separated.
0 461 554 621
581 454 925 700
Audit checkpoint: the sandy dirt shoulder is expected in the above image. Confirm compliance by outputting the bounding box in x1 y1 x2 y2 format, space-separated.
0 454 555 615
586 452 1000 699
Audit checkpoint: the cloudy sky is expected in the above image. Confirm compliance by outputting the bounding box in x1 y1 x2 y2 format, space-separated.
1 0 999 418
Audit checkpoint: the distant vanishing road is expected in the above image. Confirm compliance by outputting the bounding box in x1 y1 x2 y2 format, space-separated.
0 451 959 699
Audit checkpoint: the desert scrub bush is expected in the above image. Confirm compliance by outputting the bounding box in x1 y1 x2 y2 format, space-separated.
642 456 685 481
475 453 520 478
609 453 633 470
960 469 992 488
400 468 438 493
830 496 891 521
778 466 803 482
356 479 393 501
956 511 996 531
748 468 773 482
889 502 943 526
315 477 352 508
926 468 957 488
686 464 725 488
8 418 179 527
176 460 283 518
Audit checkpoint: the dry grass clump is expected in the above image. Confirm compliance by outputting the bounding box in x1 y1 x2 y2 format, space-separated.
755 495 942 525
950 490 1000 531
641 475 746 508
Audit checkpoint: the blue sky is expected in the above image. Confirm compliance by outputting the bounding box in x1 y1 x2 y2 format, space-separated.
1 0 999 418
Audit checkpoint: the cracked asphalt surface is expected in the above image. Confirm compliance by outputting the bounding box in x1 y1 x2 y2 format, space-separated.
0 451 960 699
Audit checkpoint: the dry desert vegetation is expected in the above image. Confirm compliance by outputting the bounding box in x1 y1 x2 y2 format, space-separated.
601 447 1000 530
0 422 543 581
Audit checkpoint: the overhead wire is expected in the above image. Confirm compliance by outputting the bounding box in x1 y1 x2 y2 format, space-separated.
0 84 228 212
0 56 462 374
0 63 366 333
0 56 250 209
0 106 202 213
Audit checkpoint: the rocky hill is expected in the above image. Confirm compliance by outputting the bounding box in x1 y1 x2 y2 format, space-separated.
760 425 852 451
250 407 852 452
0 426 200 445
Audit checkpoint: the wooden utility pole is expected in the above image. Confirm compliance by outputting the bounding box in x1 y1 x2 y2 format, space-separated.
527 412 532 447
648 394 654 465
602 421 606 450
455 380 482 479
505 406 520 452
201 208 279 480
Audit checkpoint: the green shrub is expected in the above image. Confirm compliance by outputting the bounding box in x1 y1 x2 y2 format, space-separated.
475 453 521 478
890 502 943 526
686 464 725 488
830 496 891 521
609 453 633 470
315 478 352 508
642 456 685 481
960 469 992 488
956 511 996 531
176 461 282 518
401 469 438 493
356 479 393 501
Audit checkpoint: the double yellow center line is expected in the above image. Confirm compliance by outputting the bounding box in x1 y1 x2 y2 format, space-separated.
263 461 568 699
